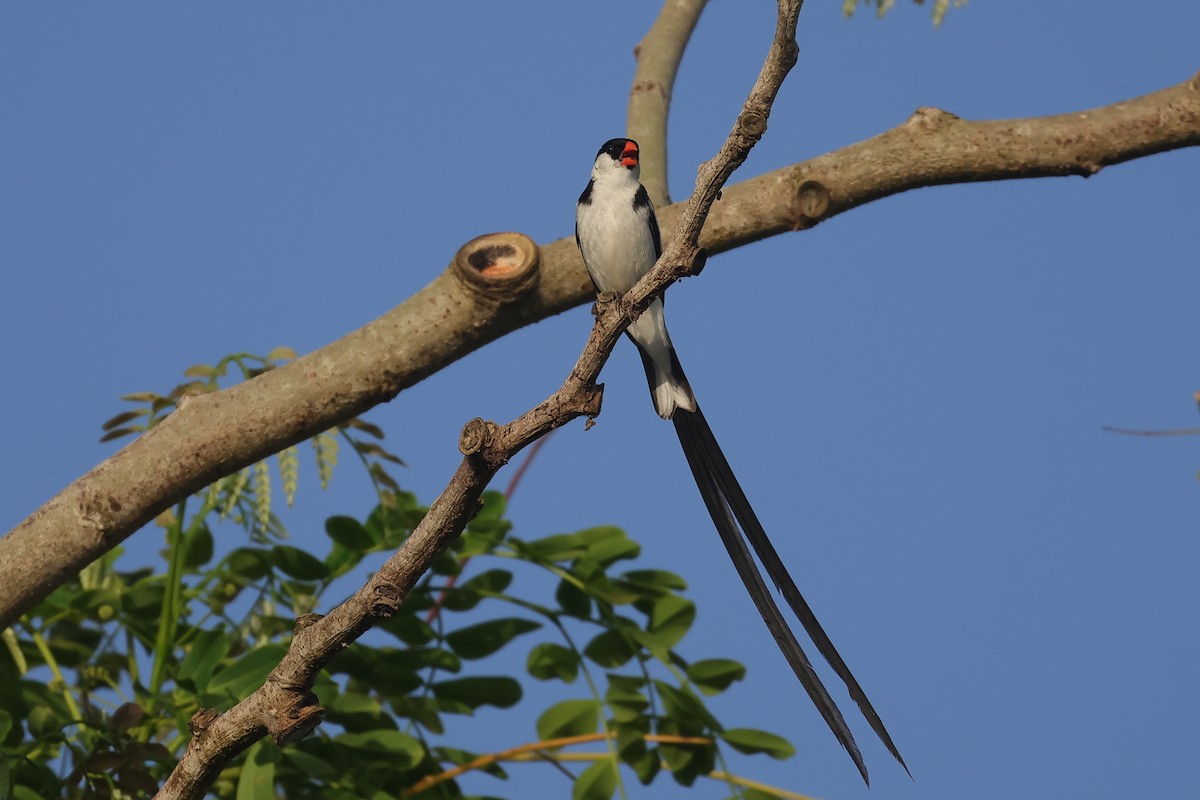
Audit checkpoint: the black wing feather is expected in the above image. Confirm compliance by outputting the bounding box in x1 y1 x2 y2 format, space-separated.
633 185 662 258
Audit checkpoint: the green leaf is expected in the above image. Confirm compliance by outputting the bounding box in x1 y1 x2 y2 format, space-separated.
120 391 162 403
605 683 649 724
526 643 580 683
267 346 297 361
537 698 600 740
324 690 383 726
458 568 513 596
390 646 459 673
618 569 687 595
444 617 540 660
101 409 147 431
583 629 636 669
378 612 435 646
583 529 640 566
432 676 521 711
324 516 376 550
720 728 796 760
335 729 423 769
440 569 512 612
324 542 363 579
686 659 746 695
556 578 592 618
520 532 586 562
629 745 660 785
660 739 711 786
0 709 12 741
181 524 214 568
645 595 695 655
270 545 329 581
176 633 232 695
120 580 166 621
236 742 276 800
474 490 506 521
208 644 287 701
99 427 139 443
184 364 216 378
389 695 443 734
281 747 339 780
742 789 792 800
223 547 272 581
615 726 647 765
654 682 719 730
577 568 638 605
572 758 617 800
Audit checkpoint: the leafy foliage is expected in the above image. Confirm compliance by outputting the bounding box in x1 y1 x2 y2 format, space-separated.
0 353 801 799
99 348 405 541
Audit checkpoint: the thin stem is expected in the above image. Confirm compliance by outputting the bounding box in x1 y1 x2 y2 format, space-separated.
401 732 711 797
31 629 82 724
1102 425 1200 437
150 497 189 697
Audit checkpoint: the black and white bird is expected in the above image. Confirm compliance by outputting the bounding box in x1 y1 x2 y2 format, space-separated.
575 138 907 784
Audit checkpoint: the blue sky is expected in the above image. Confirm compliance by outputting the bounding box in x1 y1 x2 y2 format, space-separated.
2 2 1198 799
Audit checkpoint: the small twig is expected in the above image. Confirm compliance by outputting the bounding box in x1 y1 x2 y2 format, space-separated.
504 431 554 500
1101 426 1200 437
401 732 711 797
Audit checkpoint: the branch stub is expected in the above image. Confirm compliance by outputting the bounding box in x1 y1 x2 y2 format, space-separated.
459 417 490 456
796 180 831 222
452 232 541 303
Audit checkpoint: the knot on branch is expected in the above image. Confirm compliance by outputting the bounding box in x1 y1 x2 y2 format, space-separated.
268 690 325 746
369 581 402 618
631 79 666 100
738 109 768 138
459 417 496 457
906 106 960 131
459 417 509 469
778 38 800 69
293 613 323 633
187 708 220 737
452 232 541 303
794 180 831 227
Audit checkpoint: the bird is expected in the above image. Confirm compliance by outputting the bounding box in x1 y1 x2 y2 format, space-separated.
574 137 907 784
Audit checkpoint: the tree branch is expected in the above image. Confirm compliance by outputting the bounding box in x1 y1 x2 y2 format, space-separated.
3 70 1197 631
627 0 709 206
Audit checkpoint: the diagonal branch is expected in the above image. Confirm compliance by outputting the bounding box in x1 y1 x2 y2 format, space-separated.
3 70 1198 631
627 0 709 206
152 3 806 798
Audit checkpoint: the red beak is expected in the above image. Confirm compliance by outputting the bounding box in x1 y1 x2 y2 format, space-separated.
620 142 639 168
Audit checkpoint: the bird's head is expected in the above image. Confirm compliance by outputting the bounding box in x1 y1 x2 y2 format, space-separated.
592 137 641 181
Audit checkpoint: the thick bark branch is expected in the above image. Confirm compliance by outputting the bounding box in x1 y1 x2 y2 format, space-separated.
153 3 805 797
627 0 708 205
2 70 1198 631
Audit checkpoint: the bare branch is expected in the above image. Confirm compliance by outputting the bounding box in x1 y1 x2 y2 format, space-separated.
3 70 1198 631
153 3 805 797
627 0 709 205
